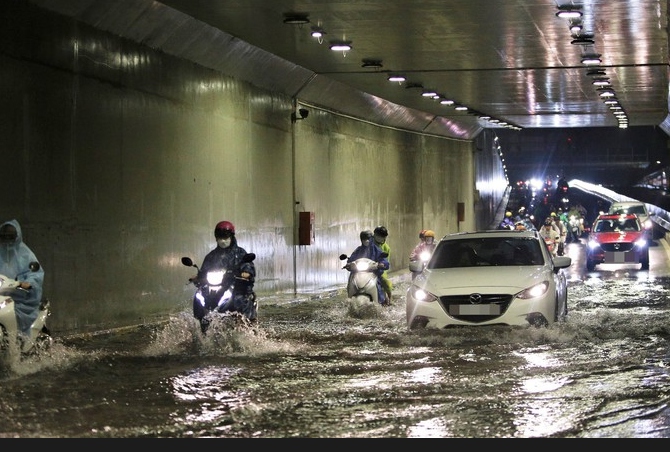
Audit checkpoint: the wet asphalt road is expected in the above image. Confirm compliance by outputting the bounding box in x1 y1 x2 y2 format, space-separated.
0 239 669 438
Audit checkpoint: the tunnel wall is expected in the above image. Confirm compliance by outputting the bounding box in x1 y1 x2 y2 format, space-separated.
0 2 506 333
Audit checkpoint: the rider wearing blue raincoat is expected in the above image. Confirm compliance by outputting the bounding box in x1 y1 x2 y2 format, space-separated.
347 230 390 305
0 219 44 337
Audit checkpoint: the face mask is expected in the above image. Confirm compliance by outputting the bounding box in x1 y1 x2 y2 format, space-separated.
361 239 370 246
217 238 231 249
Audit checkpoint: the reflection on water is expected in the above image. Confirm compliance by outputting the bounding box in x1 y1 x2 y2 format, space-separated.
1 277 669 437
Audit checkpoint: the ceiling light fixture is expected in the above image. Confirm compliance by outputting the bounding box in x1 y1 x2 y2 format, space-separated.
587 69 606 76
310 26 326 43
571 35 595 45
569 21 583 34
454 105 468 111
361 59 383 69
581 54 602 65
329 41 352 55
556 5 583 19
440 99 455 106
421 90 438 97
387 74 406 83
597 87 615 97
283 12 310 25
592 78 610 86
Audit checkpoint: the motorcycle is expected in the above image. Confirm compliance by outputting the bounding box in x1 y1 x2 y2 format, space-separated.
339 253 388 305
181 253 257 333
409 249 433 280
543 236 558 257
567 215 582 242
0 262 52 357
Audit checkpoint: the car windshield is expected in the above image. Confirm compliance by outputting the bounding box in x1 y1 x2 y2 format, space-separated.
594 218 640 232
428 237 545 268
612 205 646 216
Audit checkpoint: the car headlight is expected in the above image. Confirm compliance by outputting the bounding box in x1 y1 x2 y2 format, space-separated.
635 238 648 248
643 219 652 229
516 281 549 299
408 286 439 303
587 240 600 250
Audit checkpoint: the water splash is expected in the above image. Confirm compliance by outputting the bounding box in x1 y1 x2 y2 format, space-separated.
142 310 298 358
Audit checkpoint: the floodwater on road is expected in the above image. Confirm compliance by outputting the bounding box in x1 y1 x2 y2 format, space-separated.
1 244 670 438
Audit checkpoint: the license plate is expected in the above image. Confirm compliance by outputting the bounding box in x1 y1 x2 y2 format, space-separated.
450 304 501 315
604 252 635 263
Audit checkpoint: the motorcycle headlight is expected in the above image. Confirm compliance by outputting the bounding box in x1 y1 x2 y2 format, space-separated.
516 281 549 299
206 270 225 285
217 289 233 307
354 261 371 271
195 291 205 306
419 250 432 262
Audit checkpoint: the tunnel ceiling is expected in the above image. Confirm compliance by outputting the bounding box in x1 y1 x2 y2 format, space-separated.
29 0 670 175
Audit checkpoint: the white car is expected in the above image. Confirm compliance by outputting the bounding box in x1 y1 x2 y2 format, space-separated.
607 201 653 230
406 230 572 329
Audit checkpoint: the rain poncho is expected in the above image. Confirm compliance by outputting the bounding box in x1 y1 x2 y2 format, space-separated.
347 241 389 304
0 219 44 336
194 235 257 321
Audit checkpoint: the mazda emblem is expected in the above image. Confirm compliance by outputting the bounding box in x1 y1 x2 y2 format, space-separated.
469 293 482 304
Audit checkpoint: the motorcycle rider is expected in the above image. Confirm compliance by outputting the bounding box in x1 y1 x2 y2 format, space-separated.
0 219 45 341
550 212 566 256
190 220 256 327
346 230 390 305
498 211 515 230
372 226 393 305
409 229 436 280
538 217 561 257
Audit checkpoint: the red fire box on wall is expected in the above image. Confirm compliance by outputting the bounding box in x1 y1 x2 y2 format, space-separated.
299 211 315 245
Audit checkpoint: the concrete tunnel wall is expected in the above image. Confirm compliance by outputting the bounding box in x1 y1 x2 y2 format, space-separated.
0 3 507 334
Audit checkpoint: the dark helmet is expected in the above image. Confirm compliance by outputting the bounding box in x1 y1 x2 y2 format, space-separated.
359 230 373 241
373 226 388 237
214 220 235 238
544 217 553 226
418 229 427 239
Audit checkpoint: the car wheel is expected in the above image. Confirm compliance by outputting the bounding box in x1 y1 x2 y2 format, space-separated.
554 295 567 323
586 260 596 271
640 249 650 270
